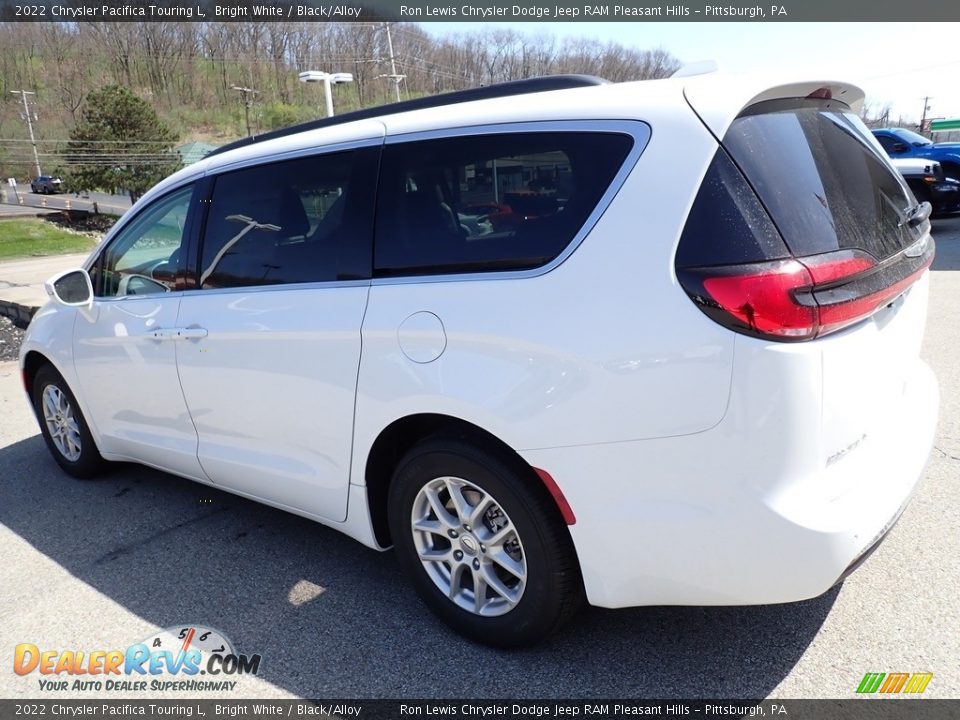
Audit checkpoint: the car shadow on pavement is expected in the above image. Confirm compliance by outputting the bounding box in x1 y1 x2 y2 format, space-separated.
0 435 838 699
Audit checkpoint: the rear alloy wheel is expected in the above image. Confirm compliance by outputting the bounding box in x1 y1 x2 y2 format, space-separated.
32 365 105 479
411 475 527 617
388 437 583 647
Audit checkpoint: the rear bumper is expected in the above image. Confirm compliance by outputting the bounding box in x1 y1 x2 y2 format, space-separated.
520 357 938 610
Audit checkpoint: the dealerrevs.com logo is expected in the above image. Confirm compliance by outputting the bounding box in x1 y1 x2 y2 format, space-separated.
13 625 262 693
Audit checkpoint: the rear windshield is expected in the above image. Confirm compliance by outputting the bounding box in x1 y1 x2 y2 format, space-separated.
723 100 922 260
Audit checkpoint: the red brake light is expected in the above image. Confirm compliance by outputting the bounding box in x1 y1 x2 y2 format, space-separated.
702 260 817 339
685 247 933 342
815 260 931 336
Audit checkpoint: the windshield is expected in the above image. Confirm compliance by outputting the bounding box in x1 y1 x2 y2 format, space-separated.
893 128 933 146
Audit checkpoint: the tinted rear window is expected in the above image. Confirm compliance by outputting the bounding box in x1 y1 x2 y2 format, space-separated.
723 100 922 260
199 149 376 289
374 132 634 276
675 149 790 268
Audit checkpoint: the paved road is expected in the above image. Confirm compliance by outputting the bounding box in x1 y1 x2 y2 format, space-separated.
0 188 131 216
0 254 93 312
1 217 958 700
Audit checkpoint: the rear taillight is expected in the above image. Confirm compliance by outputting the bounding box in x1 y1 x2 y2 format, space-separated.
699 260 816 339
679 244 934 342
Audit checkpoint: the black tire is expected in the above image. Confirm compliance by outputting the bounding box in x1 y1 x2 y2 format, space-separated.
940 162 960 182
388 436 583 647
32 364 106 479
911 184 939 216
913 184 932 206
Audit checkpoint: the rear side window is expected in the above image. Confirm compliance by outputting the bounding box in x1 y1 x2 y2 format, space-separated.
723 100 921 261
374 132 634 276
199 149 376 289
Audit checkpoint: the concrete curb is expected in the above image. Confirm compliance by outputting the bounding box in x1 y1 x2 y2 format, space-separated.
0 299 37 329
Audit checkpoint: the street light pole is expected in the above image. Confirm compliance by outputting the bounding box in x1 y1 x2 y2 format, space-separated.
11 90 41 177
298 71 354 118
322 76 335 118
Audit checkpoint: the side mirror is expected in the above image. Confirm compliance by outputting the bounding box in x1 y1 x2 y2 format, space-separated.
45 268 93 308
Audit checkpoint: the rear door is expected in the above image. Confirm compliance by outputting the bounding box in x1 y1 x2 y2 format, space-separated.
174 143 380 522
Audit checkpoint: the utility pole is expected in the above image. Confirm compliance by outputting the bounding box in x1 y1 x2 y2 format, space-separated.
231 86 258 137
920 96 932 135
10 90 41 178
381 23 405 103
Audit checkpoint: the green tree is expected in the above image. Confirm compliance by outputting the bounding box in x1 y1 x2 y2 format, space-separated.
67 86 180 203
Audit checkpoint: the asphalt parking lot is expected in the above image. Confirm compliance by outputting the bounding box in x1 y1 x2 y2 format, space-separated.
1 217 959 700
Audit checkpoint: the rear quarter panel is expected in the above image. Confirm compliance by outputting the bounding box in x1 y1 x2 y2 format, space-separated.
352 103 735 475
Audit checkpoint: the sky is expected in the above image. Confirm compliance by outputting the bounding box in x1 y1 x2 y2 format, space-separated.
424 22 960 125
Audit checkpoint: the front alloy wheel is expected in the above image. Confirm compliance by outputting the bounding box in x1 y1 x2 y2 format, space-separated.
41 384 82 461
388 437 583 647
32 364 105 479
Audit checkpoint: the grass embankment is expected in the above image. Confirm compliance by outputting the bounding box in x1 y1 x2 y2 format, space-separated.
0 218 97 260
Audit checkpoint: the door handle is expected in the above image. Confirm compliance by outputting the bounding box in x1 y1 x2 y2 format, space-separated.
148 327 208 341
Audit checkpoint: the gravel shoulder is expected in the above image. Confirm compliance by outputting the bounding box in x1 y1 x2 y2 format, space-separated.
0 316 24 362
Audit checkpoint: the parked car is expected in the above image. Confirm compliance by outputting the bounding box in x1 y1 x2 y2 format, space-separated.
891 157 960 215
873 127 960 179
461 202 524 232
21 74 939 647
30 175 63 194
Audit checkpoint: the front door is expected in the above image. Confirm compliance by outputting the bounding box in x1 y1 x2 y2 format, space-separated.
72 184 206 480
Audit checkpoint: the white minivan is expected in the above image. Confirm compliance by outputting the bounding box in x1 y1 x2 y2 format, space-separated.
21 74 939 646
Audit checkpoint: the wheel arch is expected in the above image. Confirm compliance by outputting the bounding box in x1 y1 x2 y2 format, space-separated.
21 349 101 449
938 159 960 178
22 350 54 410
364 413 573 549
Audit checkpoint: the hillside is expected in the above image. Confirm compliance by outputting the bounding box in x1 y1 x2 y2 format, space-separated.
0 22 679 179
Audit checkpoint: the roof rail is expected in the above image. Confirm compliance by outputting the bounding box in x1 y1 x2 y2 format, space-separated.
207 74 609 158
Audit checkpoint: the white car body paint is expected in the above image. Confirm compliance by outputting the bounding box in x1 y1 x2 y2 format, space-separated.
20 73 938 612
